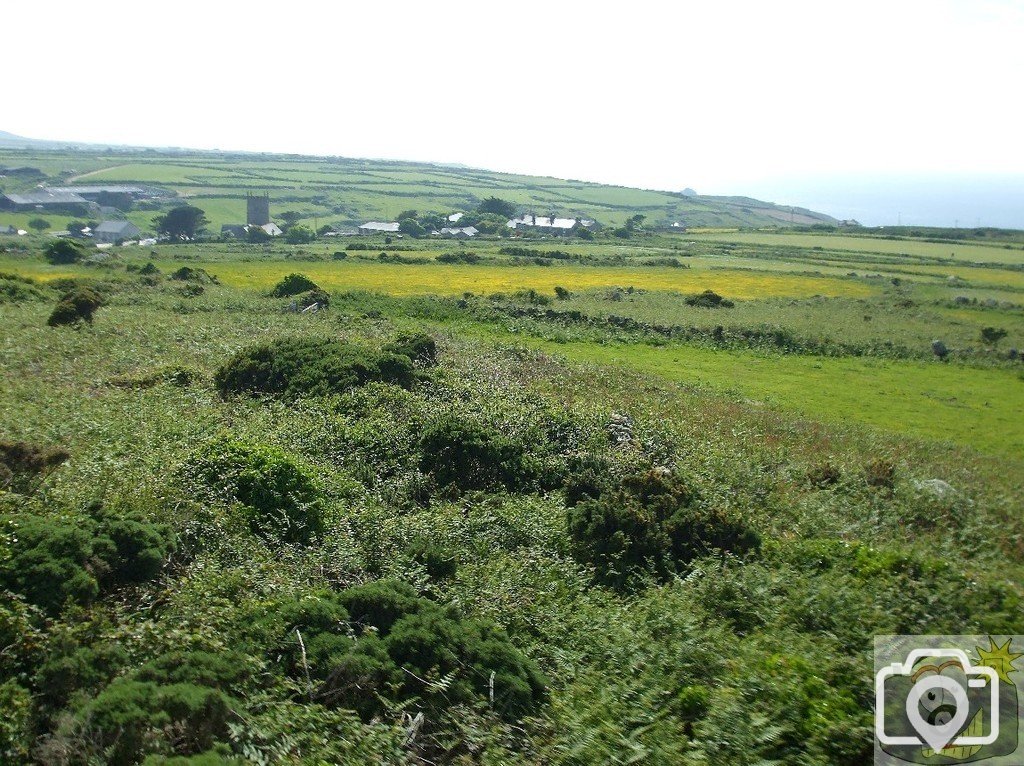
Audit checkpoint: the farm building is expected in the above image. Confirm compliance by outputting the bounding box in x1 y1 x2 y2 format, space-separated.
0 189 89 211
436 226 478 238
448 212 464 222
93 220 142 244
358 221 401 235
221 222 282 238
506 214 595 233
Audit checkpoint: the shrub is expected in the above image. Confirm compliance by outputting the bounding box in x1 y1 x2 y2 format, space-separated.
805 461 841 488
406 538 458 580
214 337 417 399
0 503 174 614
298 288 331 309
864 458 896 490
43 239 85 265
184 437 323 544
384 332 437 367
568 470 759 588
685 289 735 308
69 679 234 764
47 287 104 326
0 440 69 492
418 415 535 492
170 267 218 283
265 582 546 724
435 251 481 264
270 273 319 297
980 326 1008 346
554 286 571 300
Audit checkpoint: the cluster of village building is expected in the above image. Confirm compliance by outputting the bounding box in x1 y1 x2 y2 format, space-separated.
0 185 599 243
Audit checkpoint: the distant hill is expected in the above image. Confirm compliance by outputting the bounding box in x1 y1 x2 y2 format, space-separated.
0 134 836 229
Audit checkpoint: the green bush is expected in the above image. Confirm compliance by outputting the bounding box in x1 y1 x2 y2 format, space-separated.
270 273 319 297
214 337 417 399
568 470 760 588
685 289 735 308
72 680 234 763
43 239 85 265
0 503 174 614
170 267 219 283
184 437 323 544
418 414 536 492
298 288 331 309
264 582 546 724
384 332 437 366
47 287 104 326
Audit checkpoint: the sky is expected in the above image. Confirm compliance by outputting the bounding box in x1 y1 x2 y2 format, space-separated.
5 0 1024 226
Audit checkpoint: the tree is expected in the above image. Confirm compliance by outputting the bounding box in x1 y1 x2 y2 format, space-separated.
153 206 209 240
477 197 517 218
396 209 418 221
398 218 425 237
67 221 90 237
28 218 51 233
44 239 85 265
278 211 303 228
285 225 316 244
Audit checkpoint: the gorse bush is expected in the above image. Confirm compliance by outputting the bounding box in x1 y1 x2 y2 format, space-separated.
270 273 319 297
568 470 760 588
183 437 323 544
214 337 418 399
0 501 174 615
418 414 539 492
47 287 104 326
685 289 735 308
263 582 546 725
384 332 438 367
51 650 249 764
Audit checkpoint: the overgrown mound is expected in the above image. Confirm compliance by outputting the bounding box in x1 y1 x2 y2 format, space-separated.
47 287 104 326
261 581 546 723
0 440 69 492
214 337 417 399
568 469 760 587
270 272 319 297
385 332 438 367
182 436 323 545
685 289 735 308
0 501 174 615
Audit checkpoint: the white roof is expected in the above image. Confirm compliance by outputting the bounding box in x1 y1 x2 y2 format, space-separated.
448 212 464 222
359 221 401 232
439 226 478 236
507 215 585 230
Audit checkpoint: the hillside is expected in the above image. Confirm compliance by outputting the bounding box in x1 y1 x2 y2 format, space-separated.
0 144 836 230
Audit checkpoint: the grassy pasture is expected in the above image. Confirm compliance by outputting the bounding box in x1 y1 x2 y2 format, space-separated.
506 335 1024 458
693 230 1024 265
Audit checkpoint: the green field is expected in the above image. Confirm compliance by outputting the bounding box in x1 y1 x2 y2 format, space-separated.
693 230 1024 265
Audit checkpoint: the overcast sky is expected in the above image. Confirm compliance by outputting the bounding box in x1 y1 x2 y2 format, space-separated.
5 0 1023 222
